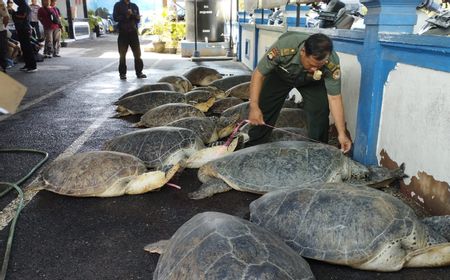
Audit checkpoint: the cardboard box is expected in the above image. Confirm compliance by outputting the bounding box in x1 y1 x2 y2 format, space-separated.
0 72 27 114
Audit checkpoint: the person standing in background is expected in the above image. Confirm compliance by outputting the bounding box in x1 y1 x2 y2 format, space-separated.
113 0 146 80
49 0 60 56
37 0 57 58
12 0 36 72
0 0 10 72
29 0 40 39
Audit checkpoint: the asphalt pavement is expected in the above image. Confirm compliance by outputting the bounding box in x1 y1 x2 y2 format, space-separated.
0 34 448 280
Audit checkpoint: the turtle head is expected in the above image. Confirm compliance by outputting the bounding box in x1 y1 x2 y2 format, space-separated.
346 158 370 181
364 163 407 188
216 114 240 138
183 137 240 169
125 164 180 194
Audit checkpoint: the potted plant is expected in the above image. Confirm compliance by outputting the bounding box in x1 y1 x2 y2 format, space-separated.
60 16 69 47
167 22 186 54
149 8 171 53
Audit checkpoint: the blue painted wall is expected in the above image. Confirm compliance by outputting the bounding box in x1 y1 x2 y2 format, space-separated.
238 0 450 165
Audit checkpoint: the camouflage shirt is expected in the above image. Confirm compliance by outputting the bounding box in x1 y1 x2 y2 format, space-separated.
257 31 341 95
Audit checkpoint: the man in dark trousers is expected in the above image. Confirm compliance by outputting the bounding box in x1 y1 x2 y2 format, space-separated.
12 0 37 72
113 0 146 80
247 32 352 153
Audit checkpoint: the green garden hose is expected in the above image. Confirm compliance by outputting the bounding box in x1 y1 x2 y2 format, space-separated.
0 149 48 280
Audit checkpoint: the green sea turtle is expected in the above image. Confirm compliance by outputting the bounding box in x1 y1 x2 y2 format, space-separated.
189 141 404 199
113 91 185 117
224 81 250 100
158 75 193 93
135 103 205 128
117 83 176 100
184 90 216 112
104 127 239 169
207 74 251 91
145 212 315 280
30 151 179 197
182 66 222 86
209 97 244 115
250 183 450 271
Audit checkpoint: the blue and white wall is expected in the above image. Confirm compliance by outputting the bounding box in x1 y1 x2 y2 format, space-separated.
238 0 450 215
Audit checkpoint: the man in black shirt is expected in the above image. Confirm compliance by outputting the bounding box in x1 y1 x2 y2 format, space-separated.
113 0 146 80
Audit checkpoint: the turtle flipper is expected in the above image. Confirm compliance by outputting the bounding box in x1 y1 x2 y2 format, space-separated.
404 242 450 268
144 239 170 255
188 178 232 200
422 215 450 241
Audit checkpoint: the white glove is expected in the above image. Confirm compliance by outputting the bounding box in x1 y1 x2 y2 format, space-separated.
288 89 302 103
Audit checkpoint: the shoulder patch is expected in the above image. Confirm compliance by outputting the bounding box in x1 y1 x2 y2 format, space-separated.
325 61 339 72
280 48 297 56
332 68 341 80
267 48 280 61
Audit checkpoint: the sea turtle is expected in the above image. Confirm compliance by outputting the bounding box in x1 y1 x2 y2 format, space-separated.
209 97 244 115
249 183 450 271
184 90 216 112
207 74 252 91
189 141 404 199
29 151 179 197
224 81 250 100
113 90 185 117
165 116 238 144
182 66 222 86
135 103 205 128
145 212 315 280
157 75 193 93
117 83 176 100
104 127 239 169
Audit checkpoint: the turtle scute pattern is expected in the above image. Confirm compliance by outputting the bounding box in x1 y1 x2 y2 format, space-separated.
250 183 449 271
149 212 315 280
41 151 146 196
103 127 204 169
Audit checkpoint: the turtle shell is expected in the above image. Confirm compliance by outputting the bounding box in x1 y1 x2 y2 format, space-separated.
114 91 185 115
158 75 193 93
224 81 250 100
198 141 363 193
250 183 431 266
182 66 222 86
209 97 244 115
117 83 176 100
152 212 314 280
221 101 249 122
275 108 308 129
208 74 252 91
103 127 204 169
41 151 146 196
166 117 218 144
138 103 205 128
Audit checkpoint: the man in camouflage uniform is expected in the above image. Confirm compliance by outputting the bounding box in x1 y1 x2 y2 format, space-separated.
0 0 9 72
247 32 352 153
